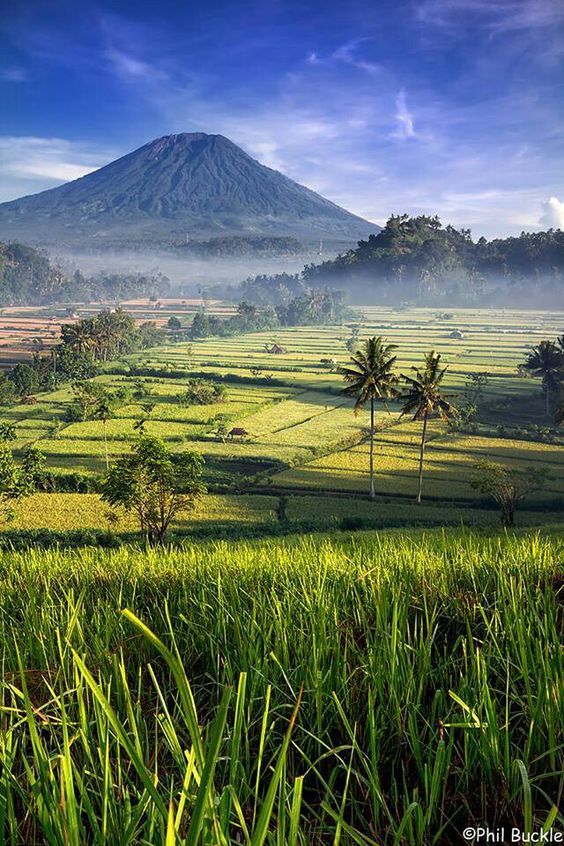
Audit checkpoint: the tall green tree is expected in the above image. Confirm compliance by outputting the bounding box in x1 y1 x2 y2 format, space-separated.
339 337 398 499
522 341 563 416
400 351 457 503
100 435 205 544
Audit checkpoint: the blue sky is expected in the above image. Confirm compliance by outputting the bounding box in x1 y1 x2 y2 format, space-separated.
1 0 563 237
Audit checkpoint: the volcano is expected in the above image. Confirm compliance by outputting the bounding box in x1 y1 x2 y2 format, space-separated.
0 133 378 250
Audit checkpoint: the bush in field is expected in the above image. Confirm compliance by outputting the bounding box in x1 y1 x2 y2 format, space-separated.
8 362 39 398
180 379 227 406
100 435 205 544
0 439 45 523
470 459 547 527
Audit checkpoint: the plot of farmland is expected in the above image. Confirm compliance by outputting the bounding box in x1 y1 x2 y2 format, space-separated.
0 305 562 531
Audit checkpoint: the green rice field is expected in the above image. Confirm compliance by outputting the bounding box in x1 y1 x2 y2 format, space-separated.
1 306 563 534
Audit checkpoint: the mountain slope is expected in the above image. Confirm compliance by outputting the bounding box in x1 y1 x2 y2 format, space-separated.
0 133 378 249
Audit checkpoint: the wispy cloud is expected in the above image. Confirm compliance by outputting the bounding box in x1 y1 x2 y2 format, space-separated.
392 90 416 140
0 67 28 82
0 137 113 202
104 47 169 83
332 38 382 75
416 0 564 32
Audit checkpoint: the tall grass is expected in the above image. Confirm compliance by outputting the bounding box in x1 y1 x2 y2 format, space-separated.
0 530 562 843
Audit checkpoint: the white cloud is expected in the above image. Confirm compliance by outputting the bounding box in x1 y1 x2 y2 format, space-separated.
332 39 382 75
416 0 564 32
539 196 564 229
0 137 113 201
392 90 416 140
104 47 169 83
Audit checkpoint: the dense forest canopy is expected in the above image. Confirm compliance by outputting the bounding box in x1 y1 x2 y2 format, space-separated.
302 215 564 305
232 216 564 307
0 242 170 305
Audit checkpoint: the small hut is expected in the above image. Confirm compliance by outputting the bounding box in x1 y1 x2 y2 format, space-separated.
228 427 249 440
267 343 287 355
448 329 464 340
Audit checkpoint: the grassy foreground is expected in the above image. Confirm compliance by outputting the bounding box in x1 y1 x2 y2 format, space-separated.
0 530 562 844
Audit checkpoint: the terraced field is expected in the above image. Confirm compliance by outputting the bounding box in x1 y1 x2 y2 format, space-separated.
1 305 563 534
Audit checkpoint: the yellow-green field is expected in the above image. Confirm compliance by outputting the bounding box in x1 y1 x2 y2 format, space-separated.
2 306 563 534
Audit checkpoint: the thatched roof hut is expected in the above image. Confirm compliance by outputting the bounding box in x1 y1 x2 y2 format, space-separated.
228 427 249 439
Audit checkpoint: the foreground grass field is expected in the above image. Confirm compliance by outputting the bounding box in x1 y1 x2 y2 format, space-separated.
0 530 562 843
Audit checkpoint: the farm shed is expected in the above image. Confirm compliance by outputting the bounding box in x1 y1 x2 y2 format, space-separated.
228 427 249 439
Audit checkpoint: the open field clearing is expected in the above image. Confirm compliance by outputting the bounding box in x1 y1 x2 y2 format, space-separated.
272 422 564 502
0 531 561 842
0 306 562 533
6 491 563 536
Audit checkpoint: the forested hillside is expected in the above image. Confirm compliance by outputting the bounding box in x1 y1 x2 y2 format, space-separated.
0 242 170 305
299 215 564 304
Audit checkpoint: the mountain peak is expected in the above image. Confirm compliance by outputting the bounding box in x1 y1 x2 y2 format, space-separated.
0 132 378 249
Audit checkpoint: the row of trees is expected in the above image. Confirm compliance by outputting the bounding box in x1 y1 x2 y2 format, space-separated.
190 291 351 339
340 337 553 524
60 308 164 363
0 309 165 405
0 241 170 305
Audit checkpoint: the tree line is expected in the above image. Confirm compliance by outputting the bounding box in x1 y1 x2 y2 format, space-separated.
0 241 170 305
190 290 350 339
231 216 564 307
0 308 165 405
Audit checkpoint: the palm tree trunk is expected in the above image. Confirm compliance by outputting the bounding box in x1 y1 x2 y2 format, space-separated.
545 383 550 417
369 396 375 499
416 413 428 504
103 419 109 470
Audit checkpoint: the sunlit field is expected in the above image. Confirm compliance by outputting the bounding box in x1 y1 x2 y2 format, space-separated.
1 306 563 535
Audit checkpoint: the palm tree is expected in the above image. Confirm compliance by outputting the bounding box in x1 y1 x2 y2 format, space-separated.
400 351 457 504
555 384 564 427
339 337 398 499
60 321 94 355
93 398 113 470
522 341 563 416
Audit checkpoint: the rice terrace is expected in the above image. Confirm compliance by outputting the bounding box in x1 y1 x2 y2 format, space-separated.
1 0 564 841
0 295 561 844
1 304 563 536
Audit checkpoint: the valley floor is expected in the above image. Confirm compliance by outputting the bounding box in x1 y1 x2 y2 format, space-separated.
1 305 563 538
